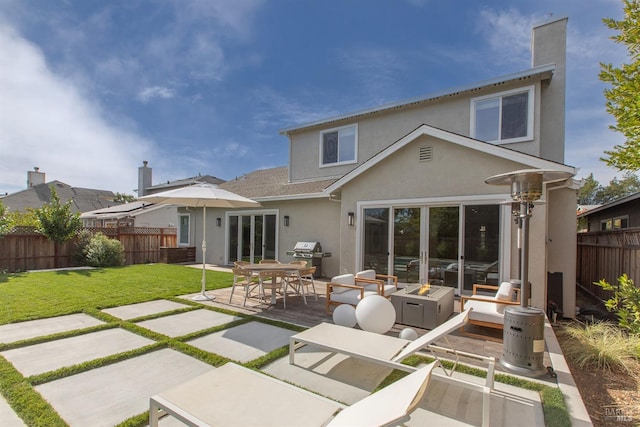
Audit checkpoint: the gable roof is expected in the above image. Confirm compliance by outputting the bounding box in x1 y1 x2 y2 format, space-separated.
80 201 165 220
146 174 225 194
1 181 118 213
325 124 577 194
280 64 555 135
577 192 640 219
218 167 337 201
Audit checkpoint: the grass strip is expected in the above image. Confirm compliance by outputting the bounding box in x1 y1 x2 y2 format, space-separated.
0 356 67 427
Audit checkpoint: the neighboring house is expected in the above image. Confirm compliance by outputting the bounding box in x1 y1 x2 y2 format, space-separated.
1 168 117 214
577 192 640 232
80 201 177 228
133 162 226 246
184 17 579 317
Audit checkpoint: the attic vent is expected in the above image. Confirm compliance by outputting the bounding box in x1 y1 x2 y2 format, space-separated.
419 146 433 162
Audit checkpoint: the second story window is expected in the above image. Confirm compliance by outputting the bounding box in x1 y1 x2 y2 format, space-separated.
320 124 357 166
471 86 533 144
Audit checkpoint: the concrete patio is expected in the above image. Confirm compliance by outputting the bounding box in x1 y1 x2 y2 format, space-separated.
0 266 592 426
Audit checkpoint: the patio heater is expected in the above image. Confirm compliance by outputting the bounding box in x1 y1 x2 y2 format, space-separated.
485 169 572 376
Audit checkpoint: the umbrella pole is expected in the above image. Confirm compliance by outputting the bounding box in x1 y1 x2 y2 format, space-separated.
193 206 214 301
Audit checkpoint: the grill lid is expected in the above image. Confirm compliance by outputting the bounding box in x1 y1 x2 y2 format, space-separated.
292 241 321 252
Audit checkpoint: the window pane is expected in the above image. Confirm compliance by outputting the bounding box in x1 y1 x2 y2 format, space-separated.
228 216 238 263
322 131 338 164
475 98 499 141
179 215 189 245
338 127 356 162
501 92 528 139
394 208 420 283
363 208 389 274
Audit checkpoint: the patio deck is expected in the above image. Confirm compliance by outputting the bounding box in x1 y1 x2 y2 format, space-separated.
183 264 593 426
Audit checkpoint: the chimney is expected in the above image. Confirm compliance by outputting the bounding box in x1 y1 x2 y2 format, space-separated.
27 167 45 188
138 161 152 197
532 16 567 164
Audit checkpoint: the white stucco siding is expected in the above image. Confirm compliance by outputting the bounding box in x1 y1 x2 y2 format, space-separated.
288 79 546 183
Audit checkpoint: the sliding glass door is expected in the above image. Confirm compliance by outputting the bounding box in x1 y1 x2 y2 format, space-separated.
362 204 500 295
227 213 277 264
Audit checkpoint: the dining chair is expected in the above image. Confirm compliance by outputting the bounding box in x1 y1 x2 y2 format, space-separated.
258 270 289 308
259 259 281 264
229 267 261 306
287 266 317 301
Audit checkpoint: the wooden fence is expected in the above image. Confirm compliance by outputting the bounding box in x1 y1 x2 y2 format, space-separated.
576 228 640 299
0 227 177 272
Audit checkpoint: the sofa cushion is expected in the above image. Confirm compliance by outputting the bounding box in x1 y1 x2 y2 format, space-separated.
363 283 396 296
465 299 506 324
330 289 376 305
495 281 514 301
355 270 376 280
330 274 356 294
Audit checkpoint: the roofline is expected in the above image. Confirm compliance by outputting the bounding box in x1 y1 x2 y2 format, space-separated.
279 64 556 135
324 124 577 194
253 192 329 202
577 192 640 218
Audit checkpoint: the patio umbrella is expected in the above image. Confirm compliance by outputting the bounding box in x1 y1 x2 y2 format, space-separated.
140 183 260 301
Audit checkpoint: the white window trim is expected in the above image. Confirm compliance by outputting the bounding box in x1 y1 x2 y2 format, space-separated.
319 124 358 168
470 85 534 144
178 213 191 246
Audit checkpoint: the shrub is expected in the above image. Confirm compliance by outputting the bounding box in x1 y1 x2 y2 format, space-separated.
74 229 94 265
84 233 125 267
558 321 639 372
596 274 640 334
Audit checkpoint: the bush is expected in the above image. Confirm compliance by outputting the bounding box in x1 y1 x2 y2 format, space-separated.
558 321 639 372
596 274 640 334
74 229 94 265
83 233 125 267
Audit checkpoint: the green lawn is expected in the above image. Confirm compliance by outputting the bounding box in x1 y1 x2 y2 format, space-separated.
0 264 233 324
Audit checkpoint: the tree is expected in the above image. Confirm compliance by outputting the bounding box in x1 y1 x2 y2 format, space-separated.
114 192 135 203
577 173 601 205
34 186 82 267
599 0 640 172
0 200 10 236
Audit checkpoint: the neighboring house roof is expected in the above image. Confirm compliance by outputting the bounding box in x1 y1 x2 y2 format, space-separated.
577 192 640 218
80 201 164 220
1 181 118 213
576 205 601 215
218 167 337 201
280 64 555 135
146 175 225 193
325 124 577 194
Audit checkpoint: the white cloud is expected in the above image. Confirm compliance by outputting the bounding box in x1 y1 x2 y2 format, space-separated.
476 8 537 66
137 86 176 103
0 24 153 194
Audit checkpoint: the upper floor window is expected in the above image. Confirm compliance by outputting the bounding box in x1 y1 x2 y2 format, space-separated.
471 86 534 144
320 124 357 167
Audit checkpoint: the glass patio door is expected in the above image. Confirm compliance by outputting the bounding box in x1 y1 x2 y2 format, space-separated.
362 204 500 295
227 213 277 264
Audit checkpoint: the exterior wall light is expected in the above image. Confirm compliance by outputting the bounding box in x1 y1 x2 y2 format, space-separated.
284 215 290 227
216 218 221 227
347 212 355 227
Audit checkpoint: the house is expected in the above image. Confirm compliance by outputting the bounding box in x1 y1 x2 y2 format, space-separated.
80 201 177 228
577 192 640 232
0 168 117 214
183 17 579 318
136 160 225 197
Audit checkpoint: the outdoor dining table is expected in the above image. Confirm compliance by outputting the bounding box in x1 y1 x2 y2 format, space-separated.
242 263 307 305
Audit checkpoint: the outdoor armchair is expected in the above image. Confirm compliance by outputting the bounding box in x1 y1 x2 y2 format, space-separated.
460 282 521 339
325 273 380 313
355 269 399 297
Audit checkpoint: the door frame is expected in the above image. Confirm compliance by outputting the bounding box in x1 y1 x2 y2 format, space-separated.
356 195 511 294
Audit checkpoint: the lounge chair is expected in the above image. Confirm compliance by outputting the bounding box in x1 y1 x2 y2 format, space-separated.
150 361 437 427
289 308 493 426
460 282 521 340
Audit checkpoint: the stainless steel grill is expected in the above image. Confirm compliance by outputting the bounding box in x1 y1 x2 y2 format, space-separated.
286 241 331 277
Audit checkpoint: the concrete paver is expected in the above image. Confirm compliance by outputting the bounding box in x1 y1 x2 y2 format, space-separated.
0 313 104 344
35 349 214 427
102 300 190 320
0 394 26 427
188 321 296 363
135 309 241 337
1 328 154 377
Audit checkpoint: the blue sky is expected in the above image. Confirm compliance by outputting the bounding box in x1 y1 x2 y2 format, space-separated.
0 0 629 196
